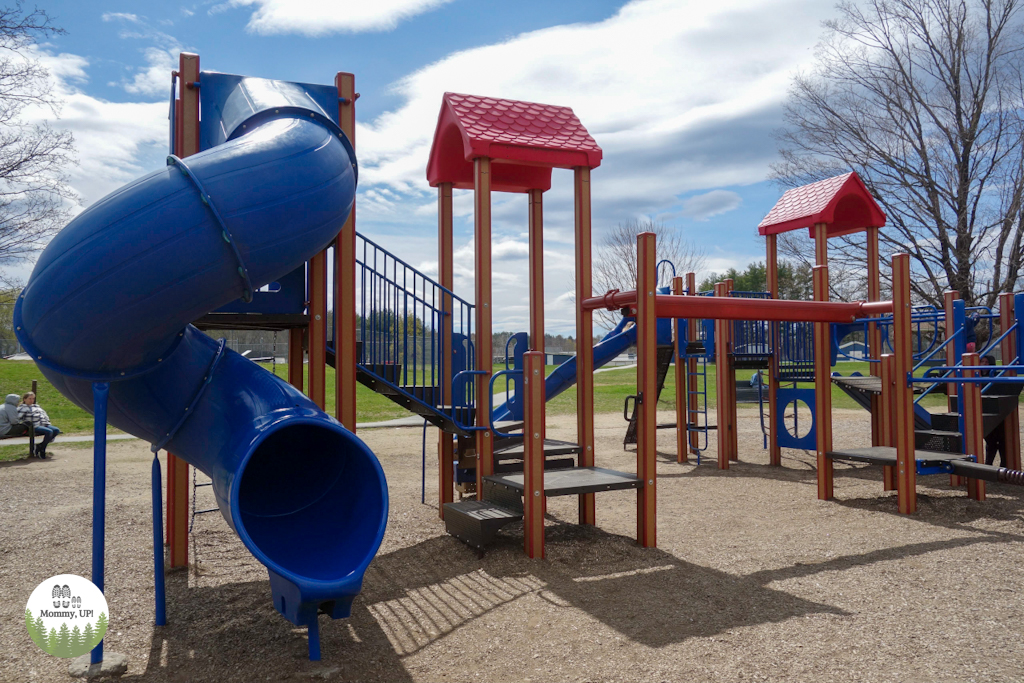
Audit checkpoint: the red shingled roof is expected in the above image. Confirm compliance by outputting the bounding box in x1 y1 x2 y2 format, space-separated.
758 172 886 238
426 92 602 193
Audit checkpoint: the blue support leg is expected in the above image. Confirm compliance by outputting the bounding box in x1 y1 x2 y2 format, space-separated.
152 454 166 626
308 619 321 661
91 381 109 665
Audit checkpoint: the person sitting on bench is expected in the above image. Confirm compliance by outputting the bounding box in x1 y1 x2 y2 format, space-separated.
0 393 28 440
18 392 60 459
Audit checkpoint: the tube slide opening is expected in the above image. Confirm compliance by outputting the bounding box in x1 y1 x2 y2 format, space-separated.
237 423 386 582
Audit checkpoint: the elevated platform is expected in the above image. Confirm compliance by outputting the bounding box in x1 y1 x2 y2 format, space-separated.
484 466 643 497
827 446 969 468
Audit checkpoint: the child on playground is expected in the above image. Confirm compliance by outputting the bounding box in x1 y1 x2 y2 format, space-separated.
18 392 60 458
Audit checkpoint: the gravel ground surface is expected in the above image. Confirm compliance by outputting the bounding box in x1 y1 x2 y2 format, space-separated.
2 408 1023 682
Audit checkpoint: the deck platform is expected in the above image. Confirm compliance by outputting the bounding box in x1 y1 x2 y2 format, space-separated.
484 466 643 497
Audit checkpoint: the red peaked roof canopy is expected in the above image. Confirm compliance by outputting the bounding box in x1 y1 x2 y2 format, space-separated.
758 172 886 238
426 92 602 193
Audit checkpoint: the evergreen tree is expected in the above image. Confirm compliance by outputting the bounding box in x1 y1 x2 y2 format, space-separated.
82 622 94 650
70 625 83 656
25 609 40 646
56 622 71 657
34 614 45 648
94 612 108 644
46 627 57 656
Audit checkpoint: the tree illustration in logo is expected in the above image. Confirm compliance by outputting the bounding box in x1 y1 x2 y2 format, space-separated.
93 612 108 646
25 609 41 647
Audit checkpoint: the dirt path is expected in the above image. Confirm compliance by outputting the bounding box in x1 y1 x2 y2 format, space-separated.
2 409 1023 682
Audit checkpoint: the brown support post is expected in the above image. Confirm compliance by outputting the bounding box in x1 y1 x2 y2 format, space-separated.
335 72 358 431
892 253 917 514
437 182 455 516
575 167 596 525
636 232 657 547
880 354 898 490
529 189 545 354
866 227 882 447
944 291 963 486
474 158 494 495
523 351 546 558
962 353 986 501
288 328 304 390
168 51 201 569
724 278 738 461
672 276 687 463
685 272 700 456
308 252 327 409
998 293 1021 470
765 234 781 466
714 281 730 469
813 262 834 500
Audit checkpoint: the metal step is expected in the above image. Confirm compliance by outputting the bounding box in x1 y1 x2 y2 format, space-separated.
930 411 1006 435
442 500 522 551
484 466 643 498
915 429 962 454
493 458 576 474
731 354 771 370
402 385 439 406
493 438 581 460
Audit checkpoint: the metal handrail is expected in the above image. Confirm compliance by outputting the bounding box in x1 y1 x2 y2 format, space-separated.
489 369 524 436
449 370 488 432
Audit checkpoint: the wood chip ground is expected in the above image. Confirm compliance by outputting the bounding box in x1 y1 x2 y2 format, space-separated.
2 409 1022 682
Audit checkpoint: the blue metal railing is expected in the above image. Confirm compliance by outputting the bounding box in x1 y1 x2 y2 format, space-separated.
729 291 771 358
356 233 478 431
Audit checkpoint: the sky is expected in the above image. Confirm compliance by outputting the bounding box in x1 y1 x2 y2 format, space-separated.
22 0 840 334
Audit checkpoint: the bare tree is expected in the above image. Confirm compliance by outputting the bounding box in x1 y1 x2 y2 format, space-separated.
773 0 1024 308
0 3 75 277
591 219 705 329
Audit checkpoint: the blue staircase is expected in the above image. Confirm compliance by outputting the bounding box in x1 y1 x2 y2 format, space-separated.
325 233 480 438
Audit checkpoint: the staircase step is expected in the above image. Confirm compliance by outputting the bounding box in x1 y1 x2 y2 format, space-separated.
915 429 962 454
493 438 581 460
494 457 576 474
443 500 522 551
731 355 771 370
930 412 960 432
401 385 440 406
484 466 643 497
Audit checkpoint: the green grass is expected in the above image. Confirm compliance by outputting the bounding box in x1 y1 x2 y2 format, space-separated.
0 355 1009 438
0 440 91 463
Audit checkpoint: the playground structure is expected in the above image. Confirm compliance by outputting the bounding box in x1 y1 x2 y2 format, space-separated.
608 174 1024 515
13 51 1024 668
14 55 388 662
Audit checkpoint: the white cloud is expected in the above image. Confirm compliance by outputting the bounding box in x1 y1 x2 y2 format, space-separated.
122 46 180 97
348 0 832 333
680 190 743 221
219 0 455 35
101 12 141 23
25 50 170 207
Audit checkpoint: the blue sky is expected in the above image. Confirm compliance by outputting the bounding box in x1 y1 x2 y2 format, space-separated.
26 0 838 334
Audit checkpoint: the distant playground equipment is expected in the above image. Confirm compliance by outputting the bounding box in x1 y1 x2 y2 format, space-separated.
17 51 1024 668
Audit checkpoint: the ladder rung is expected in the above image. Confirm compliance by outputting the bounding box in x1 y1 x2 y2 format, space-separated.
195 482 213 487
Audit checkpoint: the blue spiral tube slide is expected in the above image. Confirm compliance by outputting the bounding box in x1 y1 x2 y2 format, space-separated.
14 78 387 658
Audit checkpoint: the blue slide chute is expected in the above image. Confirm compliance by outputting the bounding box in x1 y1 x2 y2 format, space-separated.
14 78 387 655
492 315 643 423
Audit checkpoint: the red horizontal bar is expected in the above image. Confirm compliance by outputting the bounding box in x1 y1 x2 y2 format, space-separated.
582 291 893 323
